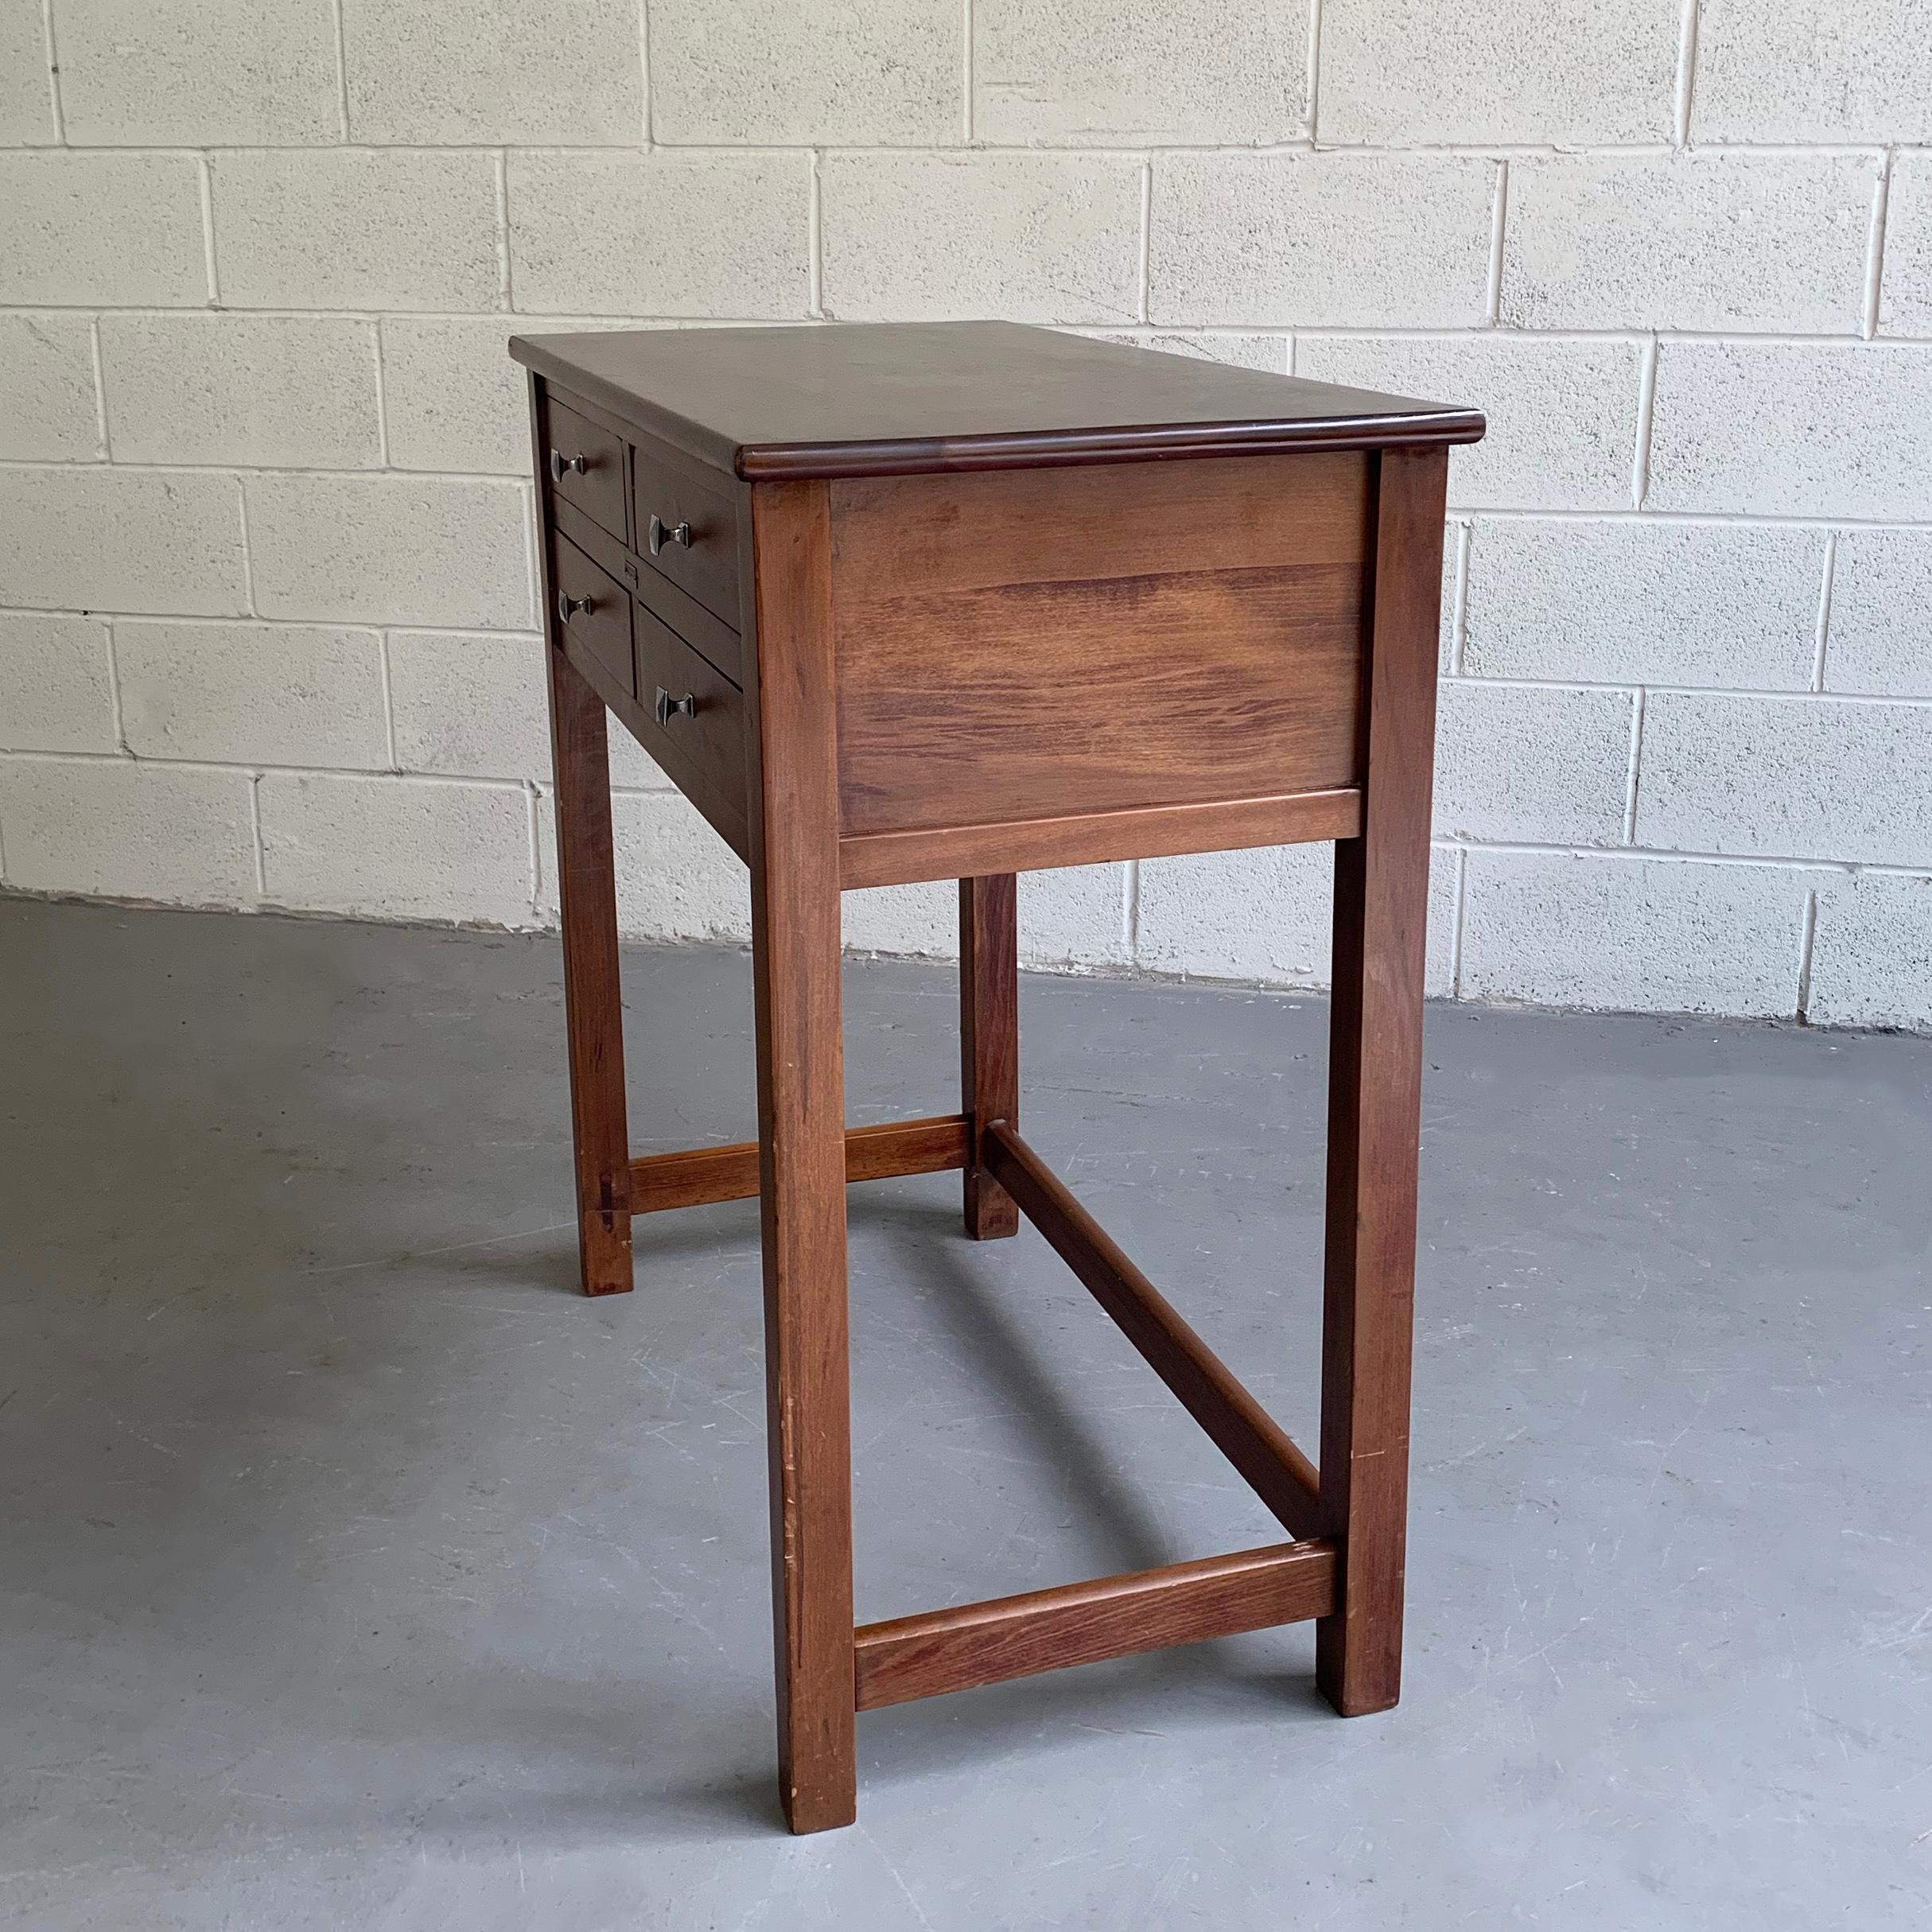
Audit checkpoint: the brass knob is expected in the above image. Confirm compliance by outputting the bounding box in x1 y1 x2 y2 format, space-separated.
549 448 587 483
647 512 692 556
557 590 593 624
654 686 697 726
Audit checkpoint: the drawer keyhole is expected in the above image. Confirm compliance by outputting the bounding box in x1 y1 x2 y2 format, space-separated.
654 686 698 726
557 591 593 624
647 513 693 556
549 449 589 483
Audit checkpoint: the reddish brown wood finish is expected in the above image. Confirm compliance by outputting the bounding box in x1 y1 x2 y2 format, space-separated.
839 785 1363 891
520 322 1480 1833
535 377 633 1300
745 478 857 1834
829 456 1370 840
1316 445 1450 1717
511 321 1486 480
628 1115 970 1215
985 1124 1323 1542
959 875 1020 1239
855 1540 1339 1712
541 392 628 545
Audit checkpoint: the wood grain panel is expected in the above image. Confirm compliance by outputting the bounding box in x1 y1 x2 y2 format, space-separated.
829 454 1371 838
854 1540 1339 1711
629 1115 970 1215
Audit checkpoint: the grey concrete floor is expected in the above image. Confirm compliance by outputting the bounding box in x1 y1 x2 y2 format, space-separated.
1 896 1928 1930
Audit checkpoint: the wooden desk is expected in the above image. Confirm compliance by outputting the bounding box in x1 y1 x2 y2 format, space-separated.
508 321 1483 1833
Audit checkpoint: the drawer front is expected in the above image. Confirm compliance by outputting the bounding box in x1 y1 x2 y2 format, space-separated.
552 533 634 697
828 452 1377 838
633 601 747 842
544 396 628 546
632 442 741 629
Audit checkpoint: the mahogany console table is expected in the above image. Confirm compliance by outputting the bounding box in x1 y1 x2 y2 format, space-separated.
509 321 1483 1833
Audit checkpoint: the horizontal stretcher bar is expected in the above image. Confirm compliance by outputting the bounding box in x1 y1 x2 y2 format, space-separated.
854 1539 1339 1711
628 1114 971 1215
984 1121 1324 1542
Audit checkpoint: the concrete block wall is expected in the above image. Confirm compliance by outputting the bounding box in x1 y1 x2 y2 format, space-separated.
2 1 1929 1028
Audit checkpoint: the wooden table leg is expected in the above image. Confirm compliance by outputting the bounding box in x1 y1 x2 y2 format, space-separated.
959 873 1020 1240
748 480 857 1833
545 639 633 1298
1316 446 1448 1715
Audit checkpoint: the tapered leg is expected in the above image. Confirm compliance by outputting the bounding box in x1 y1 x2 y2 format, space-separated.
545 638 633 1297
1316 446 1448 1715
748 479 857 1833
960 873 1020 1239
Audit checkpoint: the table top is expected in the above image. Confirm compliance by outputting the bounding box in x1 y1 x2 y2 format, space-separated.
510 321 1484 482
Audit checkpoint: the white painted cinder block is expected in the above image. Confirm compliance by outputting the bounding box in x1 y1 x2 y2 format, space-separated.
1638 693 1932 870
1433 680 1635 849
821 154 1141 325
0 153 207 305
1648 344 1932 522
0 468 247 616
210 150 502 313
1297 336 1642 512
0 0 56 142
115 620 388 770
379 317 528 476
0 756 257 906
388 629 668 790
1879 152 1932 335
99 314 382 469
0 612 116 754
1502 154 1876 334
509 153 812 317
1460 851 1807 1017
1463 519 1825 690
976 0 1309 146
536 789 751 943
56 0 341 146
259 772 535 927
1826 532 1932 698
245 474 534 630
1021 864 1132 970
1810 873 1932 1032
1693 0 1932 143
344 0 641 144
0 314 102 461
1149 154 1494 329
1137 842 1334 986
1136 841 1460 996
652 0 961 144
842 880 957 958
1317 0 1679 145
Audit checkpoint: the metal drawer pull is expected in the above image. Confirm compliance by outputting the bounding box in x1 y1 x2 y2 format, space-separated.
654 686 697 726
549 448 588 483
647 512 693 555
557 590 593 623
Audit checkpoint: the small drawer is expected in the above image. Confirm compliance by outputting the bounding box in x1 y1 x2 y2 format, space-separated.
543 397 627 546
632 442 741 630
634 601 745 837
552 533 634 698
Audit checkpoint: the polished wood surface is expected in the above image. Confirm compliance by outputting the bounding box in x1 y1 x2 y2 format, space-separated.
511 321 1486 480
855 1540 1339 1712
838 784 1363 891
521 319 1479 1833
744 477 857 1834
540 391 628 545
534 373 634 1300
628 1115 970 1215
959 876 1020 1240
986 1124 1323 1543
1316 445 1449 1717
830 454 1368 838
